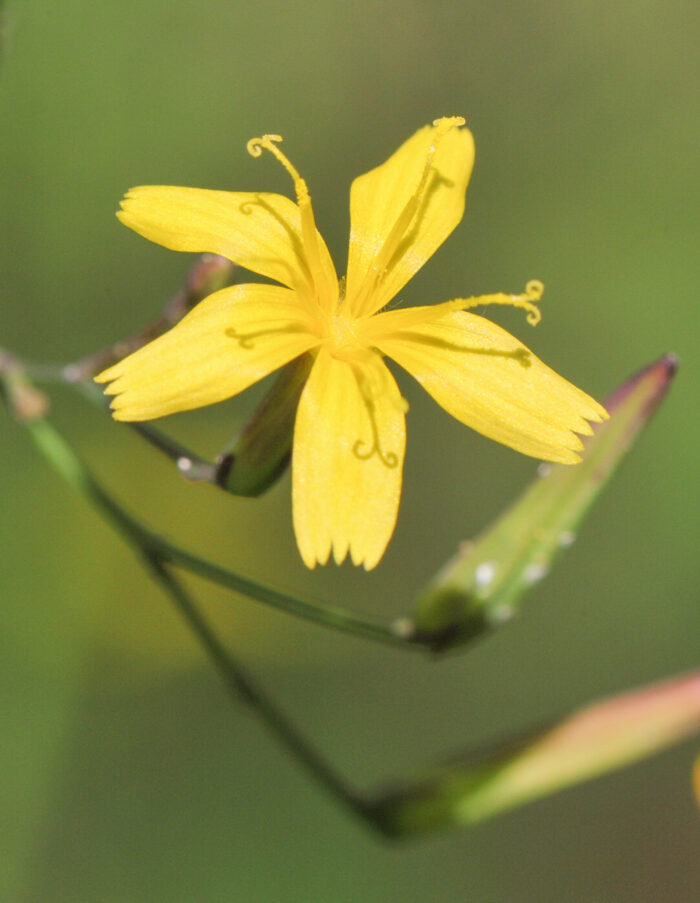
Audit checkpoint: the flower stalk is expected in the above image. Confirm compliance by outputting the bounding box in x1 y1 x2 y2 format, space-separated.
1 350 691 837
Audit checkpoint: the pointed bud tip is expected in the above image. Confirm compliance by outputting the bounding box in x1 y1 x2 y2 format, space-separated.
605 352 679 416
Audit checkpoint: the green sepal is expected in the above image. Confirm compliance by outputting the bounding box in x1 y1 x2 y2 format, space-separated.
216 354 313 497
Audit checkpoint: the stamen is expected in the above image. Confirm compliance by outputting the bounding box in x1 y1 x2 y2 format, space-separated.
225 323 302 348
226 326 257 349
432 115 467 130
352 117 466 316
352 404 399 468
247 135 309 203
447 280 545 326
351 368 400 469
247 134 330 304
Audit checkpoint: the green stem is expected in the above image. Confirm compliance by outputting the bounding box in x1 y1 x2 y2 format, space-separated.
28 357 302 495
4 356 695 839
61 254 235 382
15 403 416 649
142 556 375 826
1 362 406 827
1 365 394 828
30 373 221 484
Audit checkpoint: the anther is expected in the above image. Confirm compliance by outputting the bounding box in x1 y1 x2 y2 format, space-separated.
246 133 329 305
448 280 545 326
225 327 256 348
225 323 298 348
351 372 400 468
246 134 309 203
352 117 466 316
432 115 466 131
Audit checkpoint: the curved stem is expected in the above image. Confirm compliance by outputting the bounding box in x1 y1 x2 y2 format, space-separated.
8 385 418 649
28 353 305 496
61 254 235 382
28 372 221 483
1 357 395 829
144 556 375 826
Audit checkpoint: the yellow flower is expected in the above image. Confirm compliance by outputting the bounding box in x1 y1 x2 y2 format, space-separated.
96 117 607 570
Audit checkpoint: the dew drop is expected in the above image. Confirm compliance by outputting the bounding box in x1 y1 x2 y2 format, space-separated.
537 462 552 478
62 363 81 383
489 603 515 624
475 561 497 589
558 530 576 548
523 562 549 585
392 617 415 639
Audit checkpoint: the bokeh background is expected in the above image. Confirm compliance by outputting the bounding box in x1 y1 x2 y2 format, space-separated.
1 1 698 900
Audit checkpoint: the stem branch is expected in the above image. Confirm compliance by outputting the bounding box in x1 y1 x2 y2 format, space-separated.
3 368 418 649
143 555 375 825
1 359 397 830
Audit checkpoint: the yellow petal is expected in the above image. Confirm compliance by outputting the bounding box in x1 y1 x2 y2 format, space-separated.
292 348 406 569
345 121 474 318
96 284 320 421
375 310 607 463
118 186 338 299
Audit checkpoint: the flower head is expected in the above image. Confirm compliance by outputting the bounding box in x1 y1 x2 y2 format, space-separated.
97 117 607 569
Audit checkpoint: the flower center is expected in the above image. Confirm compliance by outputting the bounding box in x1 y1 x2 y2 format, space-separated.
323 311 369 362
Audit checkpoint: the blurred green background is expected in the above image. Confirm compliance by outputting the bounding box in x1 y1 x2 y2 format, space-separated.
1 1 698 900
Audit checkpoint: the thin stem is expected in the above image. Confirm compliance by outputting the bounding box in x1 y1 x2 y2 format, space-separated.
27 362 221 484
144 556 375 825
21 251 235 486
82 380 219 481
28 353 284 492
1 359 397 829
22 253 302 496
61 254 235 382
157 538 413 647
5 381 418 649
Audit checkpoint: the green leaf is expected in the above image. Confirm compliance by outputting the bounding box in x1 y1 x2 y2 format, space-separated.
370 668 700 835
413 355 678 649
